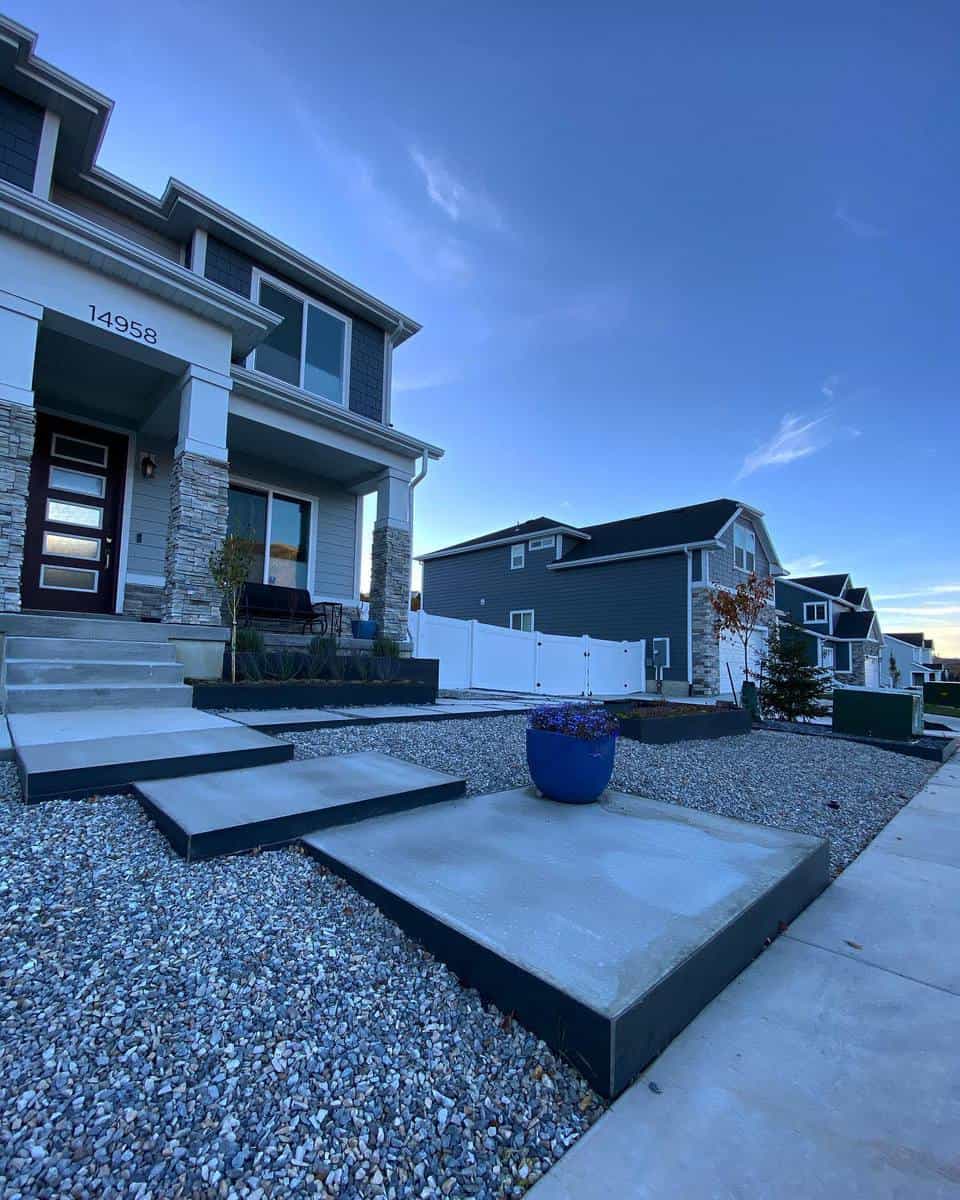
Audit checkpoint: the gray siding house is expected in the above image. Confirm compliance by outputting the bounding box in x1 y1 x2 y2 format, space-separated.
420 499 784 696
774 575 883 688
0 16 441 650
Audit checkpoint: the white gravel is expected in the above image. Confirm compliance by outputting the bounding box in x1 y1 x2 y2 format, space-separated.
285 715 936 876
0 760 601 1199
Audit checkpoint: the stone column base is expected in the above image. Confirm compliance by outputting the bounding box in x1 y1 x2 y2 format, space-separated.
690 587 720 695
162 450 229 625
370 523 412 642
0 400 36 613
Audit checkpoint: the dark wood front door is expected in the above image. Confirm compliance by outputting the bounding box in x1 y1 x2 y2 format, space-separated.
22 413 129 614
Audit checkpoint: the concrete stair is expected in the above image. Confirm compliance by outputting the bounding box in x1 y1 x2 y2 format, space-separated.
2 622 194 713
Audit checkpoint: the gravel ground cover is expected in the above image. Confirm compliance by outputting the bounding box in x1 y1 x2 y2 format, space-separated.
285 716 936 876
0 761 601 1199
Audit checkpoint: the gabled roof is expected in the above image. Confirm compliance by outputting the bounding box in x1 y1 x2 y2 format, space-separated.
417 518 588 561
557 499 740 564
844 586 868 606
888 632 924 648
789 574 851 598
834 611 877 640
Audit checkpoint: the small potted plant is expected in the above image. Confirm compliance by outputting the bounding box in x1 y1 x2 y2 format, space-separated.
526 703 619 805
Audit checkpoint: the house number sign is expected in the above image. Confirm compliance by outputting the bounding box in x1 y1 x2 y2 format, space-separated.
88 304 159 345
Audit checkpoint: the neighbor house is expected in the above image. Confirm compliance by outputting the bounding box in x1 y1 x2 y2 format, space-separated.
883 632 945 689
419 499 784 696
774 574 883 687
0 17 440 656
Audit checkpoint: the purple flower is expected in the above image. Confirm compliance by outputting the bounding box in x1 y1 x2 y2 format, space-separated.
528 703 619 741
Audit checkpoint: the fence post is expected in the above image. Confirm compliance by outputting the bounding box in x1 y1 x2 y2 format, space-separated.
468 619 478 690
410 609 422 657
582 635 591 696
534 628 542 692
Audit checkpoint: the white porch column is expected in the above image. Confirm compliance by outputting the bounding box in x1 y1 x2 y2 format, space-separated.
0 291 41 612
369 467 413 642
162 366 232 625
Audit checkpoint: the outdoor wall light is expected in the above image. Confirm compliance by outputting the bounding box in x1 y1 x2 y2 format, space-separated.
140 453 158 480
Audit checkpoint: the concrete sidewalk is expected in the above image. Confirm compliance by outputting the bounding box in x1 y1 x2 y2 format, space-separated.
530 757 960 1200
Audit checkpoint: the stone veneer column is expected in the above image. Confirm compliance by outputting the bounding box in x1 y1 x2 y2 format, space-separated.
690 587 720 696
0 400 36 612
161 365 231 625
369 468 413 642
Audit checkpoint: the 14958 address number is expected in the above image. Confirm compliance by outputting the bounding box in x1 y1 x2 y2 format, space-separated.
88 305 158 344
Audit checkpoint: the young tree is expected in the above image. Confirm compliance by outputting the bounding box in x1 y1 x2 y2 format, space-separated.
209 534 256 683
888 652 901 690
709 573 774 703
761 622 831 721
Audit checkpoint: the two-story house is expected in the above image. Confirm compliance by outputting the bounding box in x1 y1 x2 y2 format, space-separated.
0 16 440 659
419 498 784 696
883 632 945 689
774 574 883 687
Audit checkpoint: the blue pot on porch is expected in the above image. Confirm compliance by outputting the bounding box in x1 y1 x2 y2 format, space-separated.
526 727 617 805
351 619 378 639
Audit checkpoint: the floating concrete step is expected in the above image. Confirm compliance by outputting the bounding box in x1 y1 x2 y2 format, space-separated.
5 681 194 712
0 614 173 641
136 751 467 862
15 718 291 804
4 636 180 662
5 660 185 686
303 788 830 1099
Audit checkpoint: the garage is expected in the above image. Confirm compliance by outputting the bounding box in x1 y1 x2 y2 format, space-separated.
719 627 768 699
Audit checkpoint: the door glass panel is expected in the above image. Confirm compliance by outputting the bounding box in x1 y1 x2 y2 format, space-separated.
268 495 310 588
254 282 303 386
227 486 267 583
51 433 108 466
46 499 103 529
49 465 106 498
43 532 101 560
304 306 345 403
40 564 99 592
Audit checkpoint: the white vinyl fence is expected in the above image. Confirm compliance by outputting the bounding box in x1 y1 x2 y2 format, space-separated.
410 610 646 697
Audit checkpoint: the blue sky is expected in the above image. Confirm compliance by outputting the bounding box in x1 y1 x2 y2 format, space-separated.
19 1 960 652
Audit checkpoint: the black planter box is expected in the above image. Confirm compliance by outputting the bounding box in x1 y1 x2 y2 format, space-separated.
607 704 753 744
194 659 438 711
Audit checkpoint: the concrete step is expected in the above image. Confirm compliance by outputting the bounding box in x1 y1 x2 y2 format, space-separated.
136 751 467 862
4 636 179 662
15 720 292 803
5 660 185 686
5 682 194 713
0 614 174 642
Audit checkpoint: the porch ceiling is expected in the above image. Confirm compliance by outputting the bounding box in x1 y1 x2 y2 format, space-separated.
227 413 388 489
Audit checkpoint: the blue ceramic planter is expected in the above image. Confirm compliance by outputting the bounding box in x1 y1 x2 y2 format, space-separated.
351 618 378 639
526 727 617 805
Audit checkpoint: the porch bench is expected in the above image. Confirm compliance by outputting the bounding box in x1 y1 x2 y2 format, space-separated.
241 584 342 636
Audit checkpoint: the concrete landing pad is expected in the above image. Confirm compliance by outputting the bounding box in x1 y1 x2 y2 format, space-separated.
303 788 829 1097
137 751 467 862
222 700 532 734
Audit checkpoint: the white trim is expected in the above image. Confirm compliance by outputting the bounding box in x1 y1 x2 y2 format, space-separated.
803 600 829 625
509 609 535 632
652 636 671 669
189 228 207 277
510 543 525 570
33 109 60 200
248 267 352 409
685 550 693 685
353 494 363 600
228 473 318 592
125 572 164 588
548 539 721 571
418 525 589 563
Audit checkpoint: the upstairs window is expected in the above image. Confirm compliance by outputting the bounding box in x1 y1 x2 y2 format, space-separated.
528 536 556 552
803 601 828 624
733 524 756 573
510 543 525 569
252 273 351 407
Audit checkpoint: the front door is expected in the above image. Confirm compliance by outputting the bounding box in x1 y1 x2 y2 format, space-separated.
22 413 129 614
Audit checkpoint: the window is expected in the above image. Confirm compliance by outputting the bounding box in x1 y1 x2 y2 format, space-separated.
42 533 100 560
252 274 351 406
803 601 828 624
528 536 556 552
46 499 103 529
652 637 671 668
510 543 525 570
510 610 534 632
228 483 312 589
40 564 98 592
51 433 107 467
49 466 106 498
733 524 756 573
821 644 836 670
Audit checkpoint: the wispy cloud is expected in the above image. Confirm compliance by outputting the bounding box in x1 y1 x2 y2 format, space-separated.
834 203 886 240
783 554 827 576
820 373 840 399
410 148 506 233
875 584 960 601
877 604 960 617
737 413 831 480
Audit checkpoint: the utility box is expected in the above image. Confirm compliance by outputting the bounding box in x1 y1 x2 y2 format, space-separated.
833 687 922 740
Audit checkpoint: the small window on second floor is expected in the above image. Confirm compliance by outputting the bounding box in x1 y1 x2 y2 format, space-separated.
733 524 756 573
253 274 351 406
510 543 525 570
804 601 828 624
528 536 556 552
